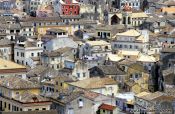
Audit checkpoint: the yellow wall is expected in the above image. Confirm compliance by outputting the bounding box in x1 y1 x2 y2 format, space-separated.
36 25 72 36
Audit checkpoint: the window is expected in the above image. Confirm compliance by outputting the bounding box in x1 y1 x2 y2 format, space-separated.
31 53 34 56
60 83 63 87
35 108 39 110
8 104 10 110
78 99 83 108
56 81 58 85
42 108 46 110
17 52 19 56
98 32 100 36
28 109 32 111
4 102 6 108
16 92 19 95
107 33 110 37
83 72 86 77
77 73 80 78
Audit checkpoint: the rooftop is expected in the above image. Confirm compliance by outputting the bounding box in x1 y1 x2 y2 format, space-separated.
0 77 40 89
14 91 50 103
86 40 110 46
99 103 116 111
116 29 141 37
69 77 117 89
0 58 26 70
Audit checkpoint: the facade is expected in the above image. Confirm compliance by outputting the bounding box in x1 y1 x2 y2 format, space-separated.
0 77 52 112
112 29 149 53
59 0 80 15
68 77 119 96
0 39 14 60
14 38 43 67
82 40 112 58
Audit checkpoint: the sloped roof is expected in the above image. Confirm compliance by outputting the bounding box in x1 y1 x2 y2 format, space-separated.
14 91 50 103
69 77 117 89
0 77 40 89
99 103 116 111
116 29 140 37
0 58 26 70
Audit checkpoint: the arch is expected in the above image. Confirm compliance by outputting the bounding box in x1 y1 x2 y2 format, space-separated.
111 15 119 25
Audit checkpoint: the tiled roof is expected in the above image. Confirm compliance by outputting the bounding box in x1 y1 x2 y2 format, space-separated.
0 39 13 46
0 77 40 89
69 77 117 89
14 91 50 103
99 103 116 111
0 58 26 70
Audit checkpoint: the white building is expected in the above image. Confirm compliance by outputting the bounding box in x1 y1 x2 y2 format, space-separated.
43 29 78 51
112 29 149 53
14 38 43 67
82 40 112 58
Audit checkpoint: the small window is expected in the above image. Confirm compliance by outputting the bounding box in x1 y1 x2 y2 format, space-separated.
42 108 46 110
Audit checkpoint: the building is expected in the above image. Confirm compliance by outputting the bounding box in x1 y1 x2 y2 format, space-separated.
51 90 116 114
68 77 118 96
116 0 141 10
109 4 148 27
41 47 76 70
95 24 125 39
14 37 43 67
112 29 149 53
97 103 119 114
0 39 14 60
0 77 52 112
134 91 175 114
0 58 27 79
58 0 80 15
82 40 112 58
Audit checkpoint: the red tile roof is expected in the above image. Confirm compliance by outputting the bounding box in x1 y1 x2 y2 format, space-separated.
99 103 116 111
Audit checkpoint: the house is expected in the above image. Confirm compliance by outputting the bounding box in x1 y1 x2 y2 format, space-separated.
97 103 119 114
0 77 52 112
51 90 117 114
95 24 125 39
112 29 149 53
109 4 148 27
69 19 97 35
134 91 175 114
0 58 27 79
26 65 59 83
41 47 76 70
142 15 166 33
42 29 78 51
0 39 14 60
68 77 119 96
82 40 112 58
72 60 90 80
14 37 43 67
58 0 80 16
89 65 126 83
41 76 75 96
0 0 15 10
116 0 141 10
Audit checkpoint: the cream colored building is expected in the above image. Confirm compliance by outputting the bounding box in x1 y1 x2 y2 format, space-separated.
0 77 52 112
68 77 119 96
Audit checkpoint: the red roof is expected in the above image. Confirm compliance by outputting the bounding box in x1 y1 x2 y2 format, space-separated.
99 103 116 111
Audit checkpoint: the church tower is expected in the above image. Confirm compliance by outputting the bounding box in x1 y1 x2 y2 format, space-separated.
122 3 132 27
